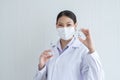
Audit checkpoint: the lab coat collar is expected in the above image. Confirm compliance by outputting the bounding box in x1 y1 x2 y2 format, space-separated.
57 37 75 51
51 36 82 50
70 37 82 49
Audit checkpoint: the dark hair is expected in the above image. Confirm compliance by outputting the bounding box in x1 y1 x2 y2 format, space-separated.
56 10 77 24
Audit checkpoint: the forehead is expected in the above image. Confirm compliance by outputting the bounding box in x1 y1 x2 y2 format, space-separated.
57 16 74 24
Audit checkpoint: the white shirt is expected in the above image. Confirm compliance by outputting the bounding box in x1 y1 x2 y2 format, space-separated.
34 37 104 80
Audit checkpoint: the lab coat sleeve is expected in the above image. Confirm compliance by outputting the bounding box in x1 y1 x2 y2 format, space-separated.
80 51 104 80
34 66 47 80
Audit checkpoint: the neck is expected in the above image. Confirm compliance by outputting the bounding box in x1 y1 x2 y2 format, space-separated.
60 37 73 50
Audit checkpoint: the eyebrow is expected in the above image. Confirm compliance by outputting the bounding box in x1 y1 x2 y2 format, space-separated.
58 22 72 24
67 22 72 23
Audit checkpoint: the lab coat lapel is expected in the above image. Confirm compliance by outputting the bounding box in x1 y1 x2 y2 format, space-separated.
51 37 81 62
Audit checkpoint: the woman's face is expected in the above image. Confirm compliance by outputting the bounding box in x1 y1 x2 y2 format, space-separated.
56 16 77 28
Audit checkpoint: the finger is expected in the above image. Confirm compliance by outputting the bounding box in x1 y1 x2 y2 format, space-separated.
81 28 91 38
81 28 89 35
78 37 84 43
46 55 53 59
43 49 52 55
43 52 51 56
43 51 53 57
44 49 52 52
40 52 48 57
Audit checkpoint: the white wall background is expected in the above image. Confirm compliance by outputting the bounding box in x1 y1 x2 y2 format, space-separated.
0 0 120 80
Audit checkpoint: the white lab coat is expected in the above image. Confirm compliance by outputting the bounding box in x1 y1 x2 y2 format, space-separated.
34 37 104 80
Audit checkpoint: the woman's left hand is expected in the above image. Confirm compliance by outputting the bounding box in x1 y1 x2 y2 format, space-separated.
79 28 95 53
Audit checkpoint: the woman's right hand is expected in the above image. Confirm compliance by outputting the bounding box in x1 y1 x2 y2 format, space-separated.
38 49 53 70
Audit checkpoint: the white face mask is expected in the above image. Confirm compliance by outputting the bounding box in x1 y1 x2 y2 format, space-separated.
57 26 75 40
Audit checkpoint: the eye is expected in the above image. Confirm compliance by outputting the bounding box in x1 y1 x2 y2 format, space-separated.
59 24 63 26
67 24 72 27
58 24 63 27
57 24 64 28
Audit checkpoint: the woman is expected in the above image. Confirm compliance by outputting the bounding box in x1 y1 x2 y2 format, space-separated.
34 10 104 80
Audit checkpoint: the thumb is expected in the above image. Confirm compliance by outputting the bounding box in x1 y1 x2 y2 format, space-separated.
78 37 84 43
47 54 53 59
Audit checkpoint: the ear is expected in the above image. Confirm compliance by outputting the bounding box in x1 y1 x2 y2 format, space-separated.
74 23 78 30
